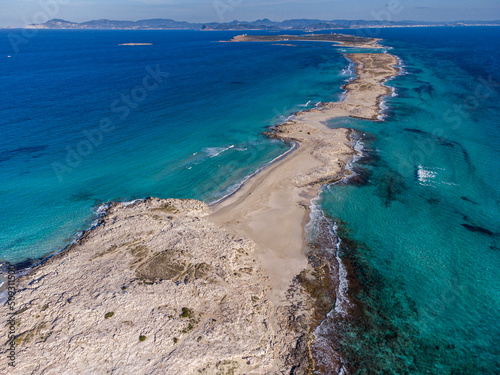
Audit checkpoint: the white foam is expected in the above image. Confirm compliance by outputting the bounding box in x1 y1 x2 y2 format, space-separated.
391 86 398 97
332 223 351 316
96 203 110 214
305 195 323 235
0 197 147 297
203 145 235 158
375 55 405 120
324 136 365 187
86 203 112 231
377 98 389 121
340 62 355 77
122 199 144 207
417 165 439 186
312 137 364 315
209 141 298 206
339 57 358 105
306 200 352 369
307 200 352 316
417 166 456 187
392 55 408 76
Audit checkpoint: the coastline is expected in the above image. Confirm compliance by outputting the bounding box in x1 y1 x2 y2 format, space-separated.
0 39 399 373
207 49 399 372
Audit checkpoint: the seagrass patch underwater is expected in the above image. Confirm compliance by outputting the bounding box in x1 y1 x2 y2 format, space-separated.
319 26 500 374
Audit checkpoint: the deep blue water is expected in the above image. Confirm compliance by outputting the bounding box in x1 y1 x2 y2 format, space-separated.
1 27 499 373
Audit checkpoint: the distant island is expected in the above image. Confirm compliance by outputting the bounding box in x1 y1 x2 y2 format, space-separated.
118 43 153 46
227 34 384 48
25 18 500 31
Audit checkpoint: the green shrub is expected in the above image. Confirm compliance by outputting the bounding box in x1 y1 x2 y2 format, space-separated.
180 307 193 318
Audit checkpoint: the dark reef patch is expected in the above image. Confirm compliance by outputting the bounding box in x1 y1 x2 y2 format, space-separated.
405 67 423 75
299 211 343 373
13 258 38 270
340 130 377 186
462 223 495 236
404 127 427 135
403 128 477 174
426 195 441 205
414 82 435 97
461 196 478 205
70 191 94 202
323 218 491 374
0 258 38 273
345 166 370 186
391 103 433 118
375 170 405 207
0 145 48 163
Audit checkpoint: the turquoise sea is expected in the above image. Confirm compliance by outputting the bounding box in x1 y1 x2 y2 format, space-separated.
0 27 499 373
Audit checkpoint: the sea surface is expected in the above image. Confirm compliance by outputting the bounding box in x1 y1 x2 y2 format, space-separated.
1 27 499 373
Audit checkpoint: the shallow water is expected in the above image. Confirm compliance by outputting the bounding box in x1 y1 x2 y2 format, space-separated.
0 29 348 262
319 27 500 374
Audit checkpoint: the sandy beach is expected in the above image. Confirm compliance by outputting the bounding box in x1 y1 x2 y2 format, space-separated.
0 40 399 374
209 51 399 305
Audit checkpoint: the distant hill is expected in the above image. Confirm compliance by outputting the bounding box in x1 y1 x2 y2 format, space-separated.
26 18 500 30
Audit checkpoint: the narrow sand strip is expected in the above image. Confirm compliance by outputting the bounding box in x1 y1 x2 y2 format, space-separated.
0 47 400 375
209 52 400 304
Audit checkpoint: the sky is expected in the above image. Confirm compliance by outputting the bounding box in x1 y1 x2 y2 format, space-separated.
1 0 500 28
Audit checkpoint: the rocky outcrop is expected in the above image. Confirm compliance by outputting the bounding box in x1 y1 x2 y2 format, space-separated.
0 198 311 374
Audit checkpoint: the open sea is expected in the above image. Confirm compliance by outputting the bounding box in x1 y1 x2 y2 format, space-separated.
1 27 499 373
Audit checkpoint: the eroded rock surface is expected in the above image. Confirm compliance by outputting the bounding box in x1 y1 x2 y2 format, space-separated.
0 198 310 374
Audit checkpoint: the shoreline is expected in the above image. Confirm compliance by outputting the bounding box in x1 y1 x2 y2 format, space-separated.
206 49 399 372
0 49 393 284
1 39 400 373
208 140 299 206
